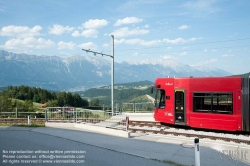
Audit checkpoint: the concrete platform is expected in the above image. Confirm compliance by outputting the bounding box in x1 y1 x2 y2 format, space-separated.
45 122 250 166
123 113 155 121
45 122 130 138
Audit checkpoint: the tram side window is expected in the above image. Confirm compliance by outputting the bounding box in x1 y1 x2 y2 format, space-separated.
193 93 233 114
155 89 166 109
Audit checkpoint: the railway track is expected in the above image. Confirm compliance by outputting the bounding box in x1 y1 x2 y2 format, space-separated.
127 120 250 145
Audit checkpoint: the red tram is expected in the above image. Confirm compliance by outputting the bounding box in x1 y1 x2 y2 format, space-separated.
153 76 250 132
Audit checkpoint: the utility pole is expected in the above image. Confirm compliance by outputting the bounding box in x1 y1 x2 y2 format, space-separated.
82 35 115 116
111 35 114 116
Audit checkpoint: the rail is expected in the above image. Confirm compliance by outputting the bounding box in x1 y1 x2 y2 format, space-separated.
128 121 250 145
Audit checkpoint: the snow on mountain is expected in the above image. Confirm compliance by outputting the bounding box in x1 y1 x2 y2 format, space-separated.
124 55 233 77
0 50 232 91
191 64 219 72
190 64 231 76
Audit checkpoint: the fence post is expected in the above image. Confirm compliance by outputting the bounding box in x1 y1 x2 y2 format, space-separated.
45 109 47 122
194 138 200 166
75 108 77 123
15 108 18 118
135 103 137 113
126 116 129 131
63 107 65 120
28 115 31 126
103 105 105 119
116 103 118 115
133 103 135 113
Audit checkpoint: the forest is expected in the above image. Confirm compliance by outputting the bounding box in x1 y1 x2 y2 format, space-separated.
80 81 155 106
0 81 155 113
0 85 89 112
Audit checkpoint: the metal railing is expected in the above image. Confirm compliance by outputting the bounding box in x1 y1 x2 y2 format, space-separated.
45 107 128 130
45 107 119 120
121 102 154 113
45 107 102 122
0 106 133 130
96 114 128 130
0 108 45 118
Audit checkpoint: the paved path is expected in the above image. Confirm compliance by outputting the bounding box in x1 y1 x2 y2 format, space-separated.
0 126 249 166
0 126 177 166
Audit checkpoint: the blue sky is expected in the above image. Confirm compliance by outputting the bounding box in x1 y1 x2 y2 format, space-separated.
0 0 249 75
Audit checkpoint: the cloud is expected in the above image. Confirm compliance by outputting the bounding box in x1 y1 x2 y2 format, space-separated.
115 38 199 46
114 39 126 45
0 25 42 38
72 29 98 38
193 59 218 66
2 37 55 49
222 54 235 57
71 30 81 37
125 39 161 46
163 38 186 44
126 55 175 65
114 37 199 46
182 47 189 50
182 0 219 14
113 38 160 46
103 43 109 48
59 51 74 57
112 27 149 38
114 17 143 26
49 24 74 35
178 25 190 30
81 29 98 38
208 59 217 63
179 52 187 56
79 42 97 50
57 41 76 50
203 48 218 52
163 37 199 44
83 19 109 29
133 53 138 56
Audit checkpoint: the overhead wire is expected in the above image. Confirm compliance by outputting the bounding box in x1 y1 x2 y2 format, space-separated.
114 44 250 56
105 37 250 52
1 37 249 60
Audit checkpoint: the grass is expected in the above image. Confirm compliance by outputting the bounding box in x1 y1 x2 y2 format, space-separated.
11 98 42 109
0 123 45 127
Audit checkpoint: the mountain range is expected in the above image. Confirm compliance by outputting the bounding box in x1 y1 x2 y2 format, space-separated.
0 50 231 91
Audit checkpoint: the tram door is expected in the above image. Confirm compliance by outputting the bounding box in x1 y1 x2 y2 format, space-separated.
174 90 185 124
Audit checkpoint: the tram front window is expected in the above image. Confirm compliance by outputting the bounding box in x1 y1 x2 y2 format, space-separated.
155 89 166 108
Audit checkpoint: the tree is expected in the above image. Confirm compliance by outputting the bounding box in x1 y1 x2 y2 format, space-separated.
0 85 89 108
33 94 41 103
0 93 12 112
90 98 100 106
46 100 58 107
73 94 88 107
